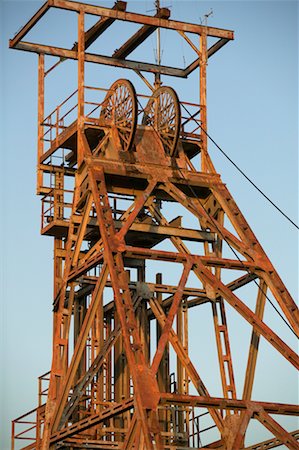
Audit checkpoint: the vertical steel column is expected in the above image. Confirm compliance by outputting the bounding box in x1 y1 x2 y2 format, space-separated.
37 53 44 194
53 238 63 299
177 304 184 440
93 293 104 422
36 405 43 449
199 31 208 172
104 311 113 442
177 297 189 443
53 171 64 317
114 303 125 439
73 294 87 420
211 299 237 404
77 10 85 166
114 270 131 441
137 264 150 363
11 421 15 450
242 280 267 400
54 171 64 221
156 273 170 435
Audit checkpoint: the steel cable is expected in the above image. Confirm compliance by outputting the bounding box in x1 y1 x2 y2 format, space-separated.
176 166 297 339
139 97 298 336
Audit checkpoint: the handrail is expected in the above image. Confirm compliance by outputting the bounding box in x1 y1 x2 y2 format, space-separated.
58 103 77 124
85 100 103 118
43 88 78 124
13 406 40 422
15 424 36 439
39 85 202 159
41 188 74 228
38 370 50 380
84 85 112 93
38 370 50 406
11 404 46 450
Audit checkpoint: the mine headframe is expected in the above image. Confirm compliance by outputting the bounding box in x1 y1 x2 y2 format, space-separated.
9 1 299 449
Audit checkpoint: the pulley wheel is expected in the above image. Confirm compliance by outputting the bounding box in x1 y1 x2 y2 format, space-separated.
142 86 181 156
100 79 137 151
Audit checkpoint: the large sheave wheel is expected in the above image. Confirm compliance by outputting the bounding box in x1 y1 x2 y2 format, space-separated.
142 86 181 156
100 79 137 151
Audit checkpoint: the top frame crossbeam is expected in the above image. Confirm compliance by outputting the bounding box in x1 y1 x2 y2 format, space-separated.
49 0 234 38
9 0 234 50
72 0 127 52
9 0 234 79
113 7 171 59
9 1 50 47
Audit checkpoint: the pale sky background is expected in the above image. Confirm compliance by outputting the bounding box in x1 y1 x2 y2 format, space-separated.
0 1 298 449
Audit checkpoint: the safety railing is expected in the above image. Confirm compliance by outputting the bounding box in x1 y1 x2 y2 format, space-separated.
41 86 112 156
11 404 45 450
188 409 217 448
40 85 202 159
135 94 202 139
169 372 177 393
41 190 138 229
38 371 50 407
41 188 73 229
42 89 78 148
180 101 202 139
155 404 216 448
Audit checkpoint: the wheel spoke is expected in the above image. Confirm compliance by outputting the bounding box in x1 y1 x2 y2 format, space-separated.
142 86 181 156
99 79 137 151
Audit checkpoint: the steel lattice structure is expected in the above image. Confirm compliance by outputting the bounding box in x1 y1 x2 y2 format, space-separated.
10 2 299 449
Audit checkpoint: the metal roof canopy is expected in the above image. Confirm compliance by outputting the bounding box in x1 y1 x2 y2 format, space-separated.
9 0 234 78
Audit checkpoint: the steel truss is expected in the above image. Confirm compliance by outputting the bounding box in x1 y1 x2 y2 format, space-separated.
10 2 298 449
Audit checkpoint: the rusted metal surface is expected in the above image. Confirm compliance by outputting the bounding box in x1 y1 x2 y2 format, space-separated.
25 0 234 38
113 8 170 59
244 430 299 450
9 1 50 47
9 2 298 449
73 1 127 52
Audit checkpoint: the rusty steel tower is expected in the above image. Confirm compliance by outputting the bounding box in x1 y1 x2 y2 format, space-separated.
10 1 299 449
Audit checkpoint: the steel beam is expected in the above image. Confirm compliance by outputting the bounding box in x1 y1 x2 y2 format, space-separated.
50 398 134 443
244 430 299 450
9 1 50 47
113 8 170 59
255 409 299 450
160 394 299 416
9 3 298 449
72 1 127 53
124 246 261 271
48 0 234 38
14 41 188 78
51 264 109 431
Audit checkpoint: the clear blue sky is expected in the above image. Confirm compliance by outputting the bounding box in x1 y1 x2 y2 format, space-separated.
1 1 298 449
